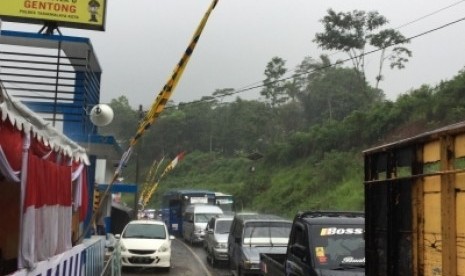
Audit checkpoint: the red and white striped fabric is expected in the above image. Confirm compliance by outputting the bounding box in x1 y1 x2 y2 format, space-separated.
0 90 90 270
21 152 72 265
160 151 186 178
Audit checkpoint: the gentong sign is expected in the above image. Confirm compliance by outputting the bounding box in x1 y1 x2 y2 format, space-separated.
0 0 107 31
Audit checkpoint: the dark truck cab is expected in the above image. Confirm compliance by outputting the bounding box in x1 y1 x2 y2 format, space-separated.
260 211 365 276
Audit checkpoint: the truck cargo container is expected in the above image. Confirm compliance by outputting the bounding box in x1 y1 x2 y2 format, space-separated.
364 121 465 276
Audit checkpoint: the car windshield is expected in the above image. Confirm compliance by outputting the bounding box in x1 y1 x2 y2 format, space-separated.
195 213 218 223
215 220 232 234
218 203 233 212
309 225 365 269
122 223 167 239
243 222 291 245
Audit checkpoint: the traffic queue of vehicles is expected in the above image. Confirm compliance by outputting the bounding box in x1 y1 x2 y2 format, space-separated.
115 192 367 275
158 189 367 275
114 122 465 275
199 211 365 276
115 190 366 275
160 189 234 236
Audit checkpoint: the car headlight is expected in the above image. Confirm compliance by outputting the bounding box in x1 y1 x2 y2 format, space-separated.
243 260 260 269
120 242 127 252
158 242 170 253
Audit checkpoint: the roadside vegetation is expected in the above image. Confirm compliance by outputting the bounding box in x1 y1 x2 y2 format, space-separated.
100 10 465 219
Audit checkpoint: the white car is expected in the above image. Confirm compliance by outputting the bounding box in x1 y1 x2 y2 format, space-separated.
117 220 175 270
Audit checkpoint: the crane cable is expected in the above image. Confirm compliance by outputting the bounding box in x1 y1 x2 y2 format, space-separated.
80 0 219 241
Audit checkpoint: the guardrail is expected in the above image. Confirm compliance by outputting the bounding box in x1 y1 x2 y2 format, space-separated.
101 239 121 276
83 236 106 276
12 236 105 276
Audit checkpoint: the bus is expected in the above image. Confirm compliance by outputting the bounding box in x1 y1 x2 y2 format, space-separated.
214 192 235 214
161 189 216 235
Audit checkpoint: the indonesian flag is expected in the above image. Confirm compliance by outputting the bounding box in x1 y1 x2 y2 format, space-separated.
21 152 72 266
160 151 185 179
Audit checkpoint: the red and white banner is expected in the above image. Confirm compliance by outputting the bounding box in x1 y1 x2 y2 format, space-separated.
0 88 90 270
160 151 186 179
21 152 73 266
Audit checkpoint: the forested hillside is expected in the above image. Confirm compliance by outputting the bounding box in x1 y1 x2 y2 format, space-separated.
99 10 465 218
100 66 465 218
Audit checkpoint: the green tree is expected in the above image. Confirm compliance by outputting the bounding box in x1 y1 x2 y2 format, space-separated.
212 88 235 106
293 55 333 91
261 57 289 107
100 96 139 147
314 9 411 87
178 99 216 152
433 69 465 123
212 98 273 155
298 64 382 125
146 109 188 158
371 29 412 89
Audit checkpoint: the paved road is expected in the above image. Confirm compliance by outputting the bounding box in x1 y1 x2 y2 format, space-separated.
122 238 232 276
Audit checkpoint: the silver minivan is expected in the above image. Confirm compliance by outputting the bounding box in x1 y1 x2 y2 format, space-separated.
182 204 223 244
204 216 233 266
228 213 292 276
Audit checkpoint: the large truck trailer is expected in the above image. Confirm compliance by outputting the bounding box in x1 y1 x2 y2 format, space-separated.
364 122 465 275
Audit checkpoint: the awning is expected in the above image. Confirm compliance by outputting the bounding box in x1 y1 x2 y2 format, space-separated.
0 88 89 165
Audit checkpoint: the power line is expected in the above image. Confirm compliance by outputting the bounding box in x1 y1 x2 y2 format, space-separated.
169 14 465 108
327 0 465 58
394 0 465 30
224 1 465 99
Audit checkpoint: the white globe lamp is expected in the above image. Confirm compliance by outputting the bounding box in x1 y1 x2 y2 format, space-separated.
90 104 114 126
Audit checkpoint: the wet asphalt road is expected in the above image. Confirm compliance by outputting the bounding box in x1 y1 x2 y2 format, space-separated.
122 238 232 276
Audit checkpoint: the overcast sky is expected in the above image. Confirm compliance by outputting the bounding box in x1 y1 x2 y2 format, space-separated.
4 0 465 109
